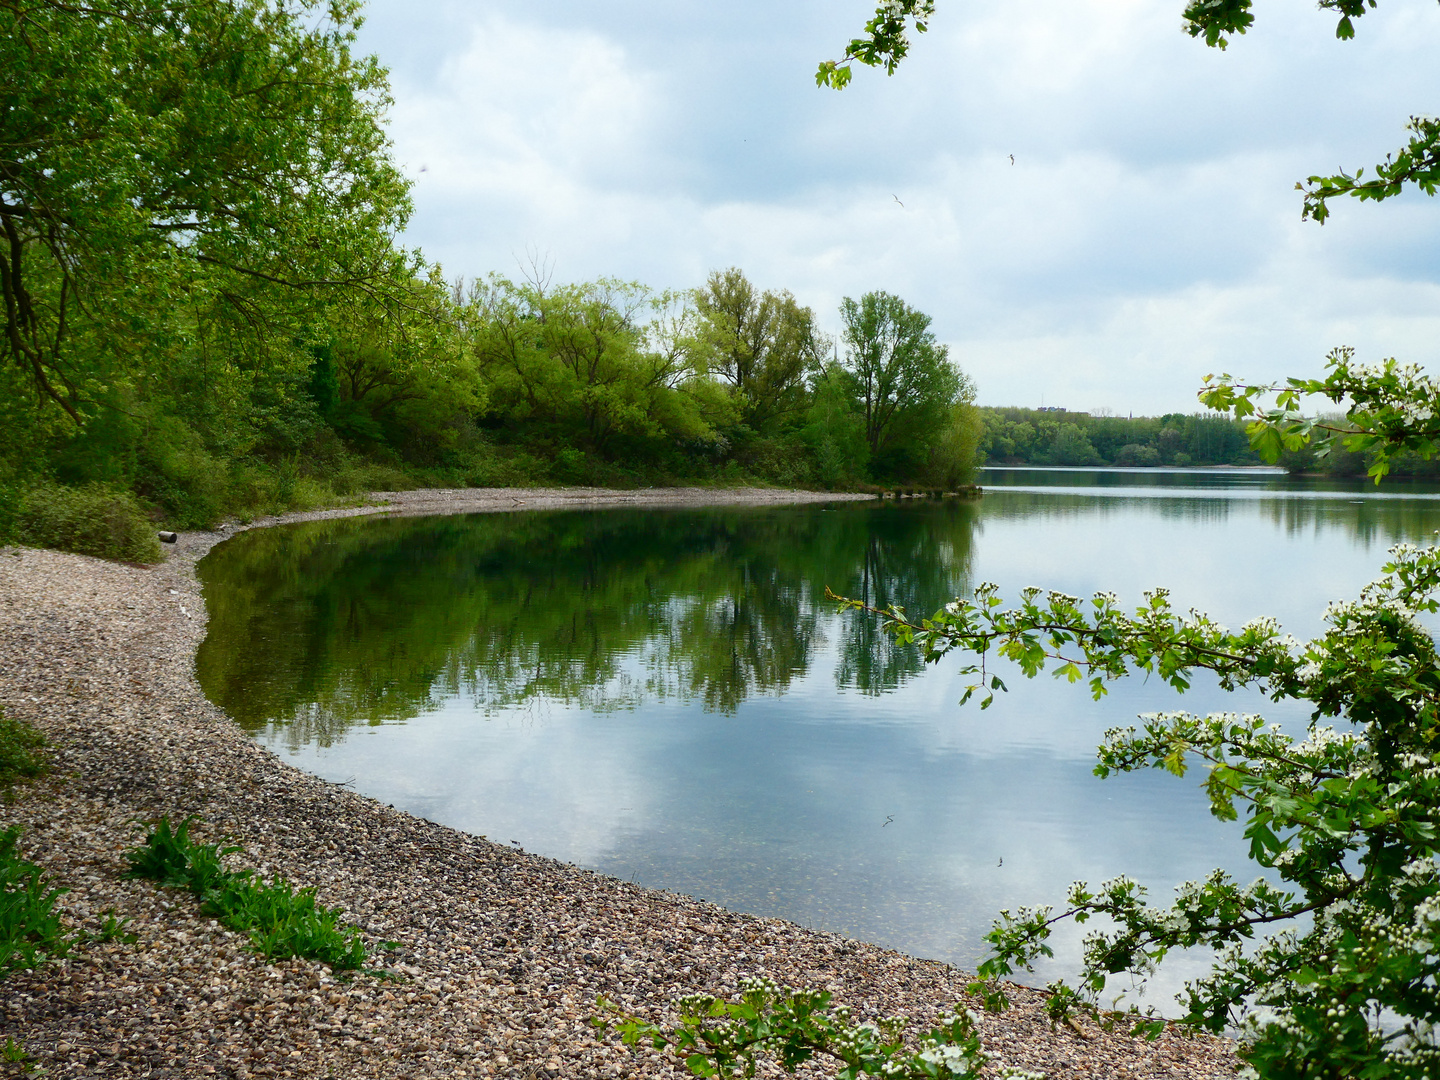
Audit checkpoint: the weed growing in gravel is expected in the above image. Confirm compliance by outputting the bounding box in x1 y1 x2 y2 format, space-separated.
0 826 75 978
123 815 235 891
0 707 49 801
594 979 1044 1080
1 1035 34 1069
90 909 136 944
205 873 368 969
126 817 367 970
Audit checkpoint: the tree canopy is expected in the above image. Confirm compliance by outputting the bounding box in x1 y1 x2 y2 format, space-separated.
839 290 963 461
0 0 415 422
691 268 825 436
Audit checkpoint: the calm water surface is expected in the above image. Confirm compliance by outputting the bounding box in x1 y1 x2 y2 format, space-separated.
196 469 1440 1007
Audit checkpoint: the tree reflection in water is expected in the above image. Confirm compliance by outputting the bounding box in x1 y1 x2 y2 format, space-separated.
195 502 980 749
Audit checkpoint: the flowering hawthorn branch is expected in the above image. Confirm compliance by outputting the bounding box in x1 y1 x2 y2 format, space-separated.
832 543 1440 1075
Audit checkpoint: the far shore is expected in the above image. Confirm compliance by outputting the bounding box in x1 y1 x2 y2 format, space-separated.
0 485 1239 1080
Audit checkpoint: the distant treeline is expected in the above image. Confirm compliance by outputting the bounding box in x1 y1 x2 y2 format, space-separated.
978 407 1440 477
979 408 1261 467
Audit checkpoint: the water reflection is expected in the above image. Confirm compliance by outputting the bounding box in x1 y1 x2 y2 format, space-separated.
195 475 1440 1006
196 502 980 746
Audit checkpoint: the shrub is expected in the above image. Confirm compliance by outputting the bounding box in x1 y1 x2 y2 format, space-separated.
0 481 19 547
595 978 1041 1080
841 543 1440 1076
1113 443 1160 467
16 484 162 563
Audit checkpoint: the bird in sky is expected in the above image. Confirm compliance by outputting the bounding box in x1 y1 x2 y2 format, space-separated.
1008 154 1015 165
892 194 905 209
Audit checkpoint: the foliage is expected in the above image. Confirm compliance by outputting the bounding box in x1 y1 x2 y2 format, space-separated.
0 1037 33 1068
979 408 1257 469
837 291 966 463
0 0 415 421
834 538 1440 1076
817 0 935 89
465 274 721 459
201 871 370 969
0 707 48 800
126 816 367 970
2 0 979 514
691 269 825 437
1202 348 1440 482
799 366 871 487
0 826 75 978
593 977 1041 1080
15 484 163 563
917 401 984 491
1299 116 1440 224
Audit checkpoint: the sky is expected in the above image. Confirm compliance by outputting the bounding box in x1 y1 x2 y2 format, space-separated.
350 0 1440 415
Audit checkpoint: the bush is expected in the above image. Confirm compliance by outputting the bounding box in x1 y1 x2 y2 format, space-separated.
1113 443 1160 467
844 543 1440 1076
16 484 163 563
596 979 1039 1080
0 481 19 547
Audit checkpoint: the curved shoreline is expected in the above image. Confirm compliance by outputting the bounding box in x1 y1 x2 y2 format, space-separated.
0 487 1238 1078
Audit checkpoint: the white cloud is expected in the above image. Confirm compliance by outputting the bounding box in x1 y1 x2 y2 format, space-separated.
356 0 1440 412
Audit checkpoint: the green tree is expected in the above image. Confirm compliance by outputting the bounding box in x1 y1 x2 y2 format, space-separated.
692 268 825 435
838 291 966 469
466 275 722 460
799 364 871 487
0 0 416 426
1046 423 1101 466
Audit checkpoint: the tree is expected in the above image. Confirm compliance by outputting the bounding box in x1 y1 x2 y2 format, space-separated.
692 268 825 435
830 544 1440 1077
465 275 723 458
838 291 964 464
0 0 415 423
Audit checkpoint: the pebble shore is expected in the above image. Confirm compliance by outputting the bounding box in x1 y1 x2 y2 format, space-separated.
0 488 1239 1078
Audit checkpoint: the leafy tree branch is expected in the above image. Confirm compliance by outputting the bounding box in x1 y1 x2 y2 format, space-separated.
834 542 1440 1075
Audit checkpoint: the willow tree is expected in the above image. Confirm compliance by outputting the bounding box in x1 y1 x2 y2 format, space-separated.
0 0 415 427
691 268 826 436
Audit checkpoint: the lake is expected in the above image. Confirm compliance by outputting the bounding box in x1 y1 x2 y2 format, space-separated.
195 468 1440 1009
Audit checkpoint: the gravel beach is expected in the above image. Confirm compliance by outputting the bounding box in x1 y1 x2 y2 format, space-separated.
0 487 1239 1078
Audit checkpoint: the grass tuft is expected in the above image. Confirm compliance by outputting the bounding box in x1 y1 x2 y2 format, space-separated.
0 707 49 802
126 817 367 970
0 826 75 979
